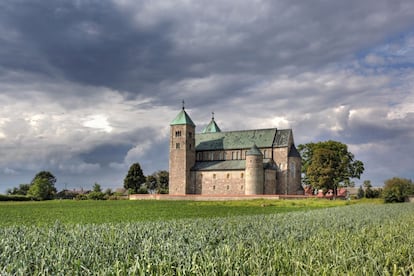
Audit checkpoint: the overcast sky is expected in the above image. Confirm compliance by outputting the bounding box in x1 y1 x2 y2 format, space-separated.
1 0 413 192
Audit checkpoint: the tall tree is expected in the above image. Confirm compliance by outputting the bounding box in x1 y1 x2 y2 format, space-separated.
124 163 146 194
31 171 57 186
298 140 364 195
146 170 169 193
27 171 57 200
157 170 169 191
146 175 158 191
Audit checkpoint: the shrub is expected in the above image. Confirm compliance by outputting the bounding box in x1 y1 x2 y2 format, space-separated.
75 194 88 200
383 177 414 203
0 194 31 201
137 186 148 194
87 191 105 200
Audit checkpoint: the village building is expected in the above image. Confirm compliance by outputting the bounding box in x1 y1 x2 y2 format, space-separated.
169 106 303 195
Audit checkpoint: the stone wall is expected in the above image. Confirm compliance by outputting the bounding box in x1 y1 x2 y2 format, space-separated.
264 169 277 194
193 170 245 195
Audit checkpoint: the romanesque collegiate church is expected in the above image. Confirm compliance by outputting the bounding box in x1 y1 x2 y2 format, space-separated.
169 106 304 195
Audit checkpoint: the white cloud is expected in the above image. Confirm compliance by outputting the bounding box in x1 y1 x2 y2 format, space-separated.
83 115 113 133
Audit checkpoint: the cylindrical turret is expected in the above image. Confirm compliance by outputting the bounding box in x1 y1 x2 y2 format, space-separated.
245 144 264 195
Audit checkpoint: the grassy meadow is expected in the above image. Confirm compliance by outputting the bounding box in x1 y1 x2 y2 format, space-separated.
1 198 413 275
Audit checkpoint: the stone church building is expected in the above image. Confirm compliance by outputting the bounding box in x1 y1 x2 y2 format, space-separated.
169 106 303 195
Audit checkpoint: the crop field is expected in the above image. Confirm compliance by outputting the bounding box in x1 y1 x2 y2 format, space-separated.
0 198 361 226
0 201 413 275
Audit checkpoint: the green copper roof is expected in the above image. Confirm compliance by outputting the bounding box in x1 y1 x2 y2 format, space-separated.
246 144 262 156
170 109 196 126
195 128 292 151
202 118 221 133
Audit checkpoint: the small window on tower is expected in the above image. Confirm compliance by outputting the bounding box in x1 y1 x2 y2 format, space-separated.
176 143 180 149
189 132 192 138
175 131 182 137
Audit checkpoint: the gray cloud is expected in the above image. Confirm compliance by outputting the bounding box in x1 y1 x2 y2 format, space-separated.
1 0 414 191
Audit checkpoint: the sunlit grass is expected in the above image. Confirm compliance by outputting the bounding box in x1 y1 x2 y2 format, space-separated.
0 198 381 226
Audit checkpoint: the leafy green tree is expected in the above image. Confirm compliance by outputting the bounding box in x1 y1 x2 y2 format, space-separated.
157 170 169 191
92 183 102 193
88 182 105 200
298 141 364 195
31 171 57 187
364 180 374 198
383 177 413 203
137 186 149 194
6 184 31 195
124 163 146 194
145 171 169 193
146 175 158 191
27 177 57 200
357 185 365 199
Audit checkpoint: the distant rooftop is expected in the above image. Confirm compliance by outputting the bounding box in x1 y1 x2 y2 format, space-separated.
201 113 221 133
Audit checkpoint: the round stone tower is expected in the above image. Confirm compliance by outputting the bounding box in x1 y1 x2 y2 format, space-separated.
245 144 264 195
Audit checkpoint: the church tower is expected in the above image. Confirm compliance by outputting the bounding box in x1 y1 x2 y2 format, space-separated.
245 144 264 195
169 104 196 195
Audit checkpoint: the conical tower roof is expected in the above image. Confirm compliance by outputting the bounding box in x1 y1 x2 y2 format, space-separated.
170 105 195 126
202 113 221 133
246 144 263 156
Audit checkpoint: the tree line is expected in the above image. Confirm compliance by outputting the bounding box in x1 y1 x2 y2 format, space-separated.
3 163 168 201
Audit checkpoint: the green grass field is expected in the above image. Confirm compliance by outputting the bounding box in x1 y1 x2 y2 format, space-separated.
0 200 412 275
0 198 373 226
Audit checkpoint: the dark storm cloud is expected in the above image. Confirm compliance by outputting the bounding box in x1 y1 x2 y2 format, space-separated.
0 1 178 92
1 0 414 192
2 0 414 105
80 143 132 166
